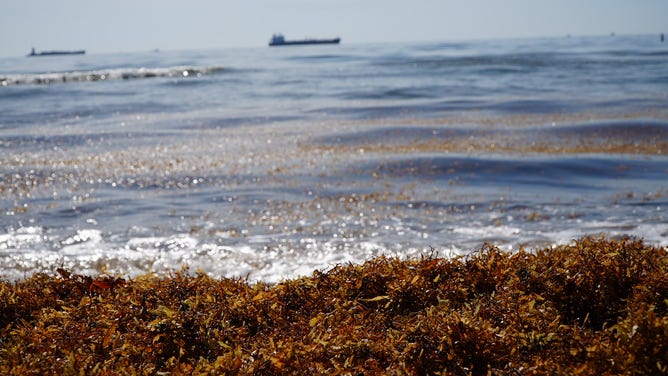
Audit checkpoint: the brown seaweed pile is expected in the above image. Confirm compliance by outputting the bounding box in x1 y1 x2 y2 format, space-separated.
1 236 666 375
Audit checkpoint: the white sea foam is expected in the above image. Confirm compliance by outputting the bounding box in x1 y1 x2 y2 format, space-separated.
1 216 665 283
0 65 225 86
0 226 44 250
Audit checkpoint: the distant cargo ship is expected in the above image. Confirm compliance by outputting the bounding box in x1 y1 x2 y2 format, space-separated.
269 34 340 47
27 48 85 57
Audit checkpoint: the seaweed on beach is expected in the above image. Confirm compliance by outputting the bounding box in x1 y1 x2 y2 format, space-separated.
0 236 666 375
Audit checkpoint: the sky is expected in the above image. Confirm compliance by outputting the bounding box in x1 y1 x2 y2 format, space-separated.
1 0 666 57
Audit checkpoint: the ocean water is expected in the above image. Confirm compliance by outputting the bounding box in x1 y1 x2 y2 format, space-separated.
1 34 667 282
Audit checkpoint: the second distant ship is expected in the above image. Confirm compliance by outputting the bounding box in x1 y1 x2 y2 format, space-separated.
269 34 340 47
27 47 85 57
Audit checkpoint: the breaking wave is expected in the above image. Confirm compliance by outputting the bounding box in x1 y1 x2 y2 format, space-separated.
0 65 225 86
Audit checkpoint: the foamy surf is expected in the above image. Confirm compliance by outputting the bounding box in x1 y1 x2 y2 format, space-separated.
1 65 225 86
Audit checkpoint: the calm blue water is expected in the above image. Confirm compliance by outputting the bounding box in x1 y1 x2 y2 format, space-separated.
1 35 667 282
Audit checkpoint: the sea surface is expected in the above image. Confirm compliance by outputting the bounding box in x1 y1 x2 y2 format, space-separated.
1 35 667 282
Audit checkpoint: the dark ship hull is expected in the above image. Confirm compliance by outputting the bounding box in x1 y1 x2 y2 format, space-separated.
269 34 340 47
28 49 85 57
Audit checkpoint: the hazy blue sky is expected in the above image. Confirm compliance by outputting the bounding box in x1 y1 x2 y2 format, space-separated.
1 0 666 57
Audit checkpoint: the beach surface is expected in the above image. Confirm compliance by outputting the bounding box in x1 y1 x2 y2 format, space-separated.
1 237 665 374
